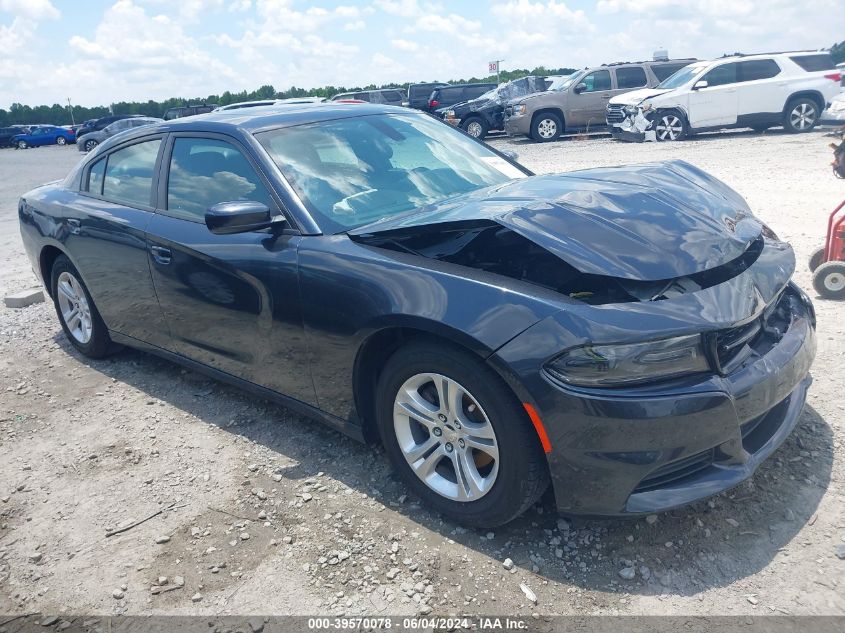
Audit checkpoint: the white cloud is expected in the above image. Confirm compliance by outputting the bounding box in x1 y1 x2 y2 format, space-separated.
344 19 365 31
0 0 59 20
391 38 419 52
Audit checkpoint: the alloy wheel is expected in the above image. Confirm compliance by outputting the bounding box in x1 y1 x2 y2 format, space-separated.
393 372 499 502
466 121 483 138
56 271 93 344
790 103 816 131
656 114 683 140
57 136 66 145
17 140 27 149
537 118 557 139
85 140 98 152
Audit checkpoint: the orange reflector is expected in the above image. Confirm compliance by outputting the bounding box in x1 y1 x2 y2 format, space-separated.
523 402 552 454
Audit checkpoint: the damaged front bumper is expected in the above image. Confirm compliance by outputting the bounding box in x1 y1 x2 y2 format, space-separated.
494 262 816 515
607 103 654 142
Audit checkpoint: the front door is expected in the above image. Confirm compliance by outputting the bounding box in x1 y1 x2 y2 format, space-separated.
568 70 614 128
145 134 316 405
688 62 739 128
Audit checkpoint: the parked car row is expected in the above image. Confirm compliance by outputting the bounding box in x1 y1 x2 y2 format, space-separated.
76 116 163 152
9 125 76 149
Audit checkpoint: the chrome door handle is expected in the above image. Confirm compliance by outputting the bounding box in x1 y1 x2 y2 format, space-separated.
150 246 172 265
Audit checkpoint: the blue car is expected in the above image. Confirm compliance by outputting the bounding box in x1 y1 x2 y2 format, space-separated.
17 104 815 526
12 125 76 149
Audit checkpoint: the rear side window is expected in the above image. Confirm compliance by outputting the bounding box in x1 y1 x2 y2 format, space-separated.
702 62 737 87
87 158 105 194
465 86 493 99
738 59 781 81
790 54 835 72
615 67 647 89
166 137 273 221
652 63 688 82
102 139 161 207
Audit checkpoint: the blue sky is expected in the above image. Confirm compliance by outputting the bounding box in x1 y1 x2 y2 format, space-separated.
1 0 841 107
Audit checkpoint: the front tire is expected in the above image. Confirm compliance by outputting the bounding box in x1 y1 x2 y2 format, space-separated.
784 98 819 133
653 110 687 141
375 340 549 527
17 140 27 149
461 116 488 140
530 112 562 142
50 255 114 358
813 261 845 299
84 139 98 152
56 136 66 146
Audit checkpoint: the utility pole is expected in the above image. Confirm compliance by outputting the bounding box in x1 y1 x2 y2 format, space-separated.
67 98 75 125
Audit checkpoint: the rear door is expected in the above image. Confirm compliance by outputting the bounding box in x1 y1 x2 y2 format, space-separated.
568 69 613 127
736 59 785 118
144 133 315 404
68 136 171 347
688 62 739 127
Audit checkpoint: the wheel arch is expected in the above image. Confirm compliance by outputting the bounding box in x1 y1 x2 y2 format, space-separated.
351 321 536 447
39 244 67 299
784 90 825 114
531 108 566 131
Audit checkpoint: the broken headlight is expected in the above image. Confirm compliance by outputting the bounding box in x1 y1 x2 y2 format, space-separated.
512 104 527 116
545 335 710 387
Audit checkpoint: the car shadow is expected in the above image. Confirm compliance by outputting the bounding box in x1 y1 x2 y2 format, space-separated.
64 337 833 598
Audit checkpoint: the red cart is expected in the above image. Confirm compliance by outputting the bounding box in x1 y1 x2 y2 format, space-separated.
809 199 845 299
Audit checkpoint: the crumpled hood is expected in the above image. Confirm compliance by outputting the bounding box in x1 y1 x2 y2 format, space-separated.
351 160 767 282
609 88 673 107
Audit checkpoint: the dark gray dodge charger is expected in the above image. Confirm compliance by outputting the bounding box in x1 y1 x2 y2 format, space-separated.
18 103 816 526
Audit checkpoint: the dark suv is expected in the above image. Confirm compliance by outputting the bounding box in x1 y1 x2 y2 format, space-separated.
443 76 549 139
0 125 29 148
163 104 219 120
427 83 498 116
406 82 448 110
330 89 405 106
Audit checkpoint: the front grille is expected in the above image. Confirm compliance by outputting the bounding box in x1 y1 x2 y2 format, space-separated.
606 104 626 124
633 449 715 493
710 288 792 374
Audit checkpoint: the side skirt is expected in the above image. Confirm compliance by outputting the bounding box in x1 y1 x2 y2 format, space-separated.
109 330 366 443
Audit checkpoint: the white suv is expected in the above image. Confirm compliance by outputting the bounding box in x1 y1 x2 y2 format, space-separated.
607 51 842 141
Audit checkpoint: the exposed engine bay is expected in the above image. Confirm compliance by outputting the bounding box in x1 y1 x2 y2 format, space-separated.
351 220 765 306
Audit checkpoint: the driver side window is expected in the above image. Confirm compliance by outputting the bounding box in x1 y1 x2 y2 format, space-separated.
578 70 611 93
166 137 274 222
702 63 737 87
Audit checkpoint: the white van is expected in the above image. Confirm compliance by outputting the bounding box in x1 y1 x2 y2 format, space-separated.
607 51 842 141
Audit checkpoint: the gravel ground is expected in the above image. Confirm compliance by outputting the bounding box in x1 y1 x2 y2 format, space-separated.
0 130 843 620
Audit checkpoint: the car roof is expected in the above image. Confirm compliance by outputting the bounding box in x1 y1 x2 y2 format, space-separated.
94 102 409 148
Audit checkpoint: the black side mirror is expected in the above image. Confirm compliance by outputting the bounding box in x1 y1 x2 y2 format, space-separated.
205 201 275 235
574 83 587 94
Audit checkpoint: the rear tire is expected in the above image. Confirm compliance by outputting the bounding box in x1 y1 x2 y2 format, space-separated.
808 246 826 272
530 112 562 142
50 255 114 358
375 340 549 527
783 98 819 133
813 261 845 299
56 136 66 146
461 116 488 140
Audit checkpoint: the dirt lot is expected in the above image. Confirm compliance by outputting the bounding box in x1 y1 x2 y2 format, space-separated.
1 129 843 620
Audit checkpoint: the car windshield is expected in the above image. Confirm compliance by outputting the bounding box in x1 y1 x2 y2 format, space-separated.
547 72 579 92
657 64 706 89
257 113 525 233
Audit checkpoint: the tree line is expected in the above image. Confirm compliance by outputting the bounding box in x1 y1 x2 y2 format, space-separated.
0 66 575 127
